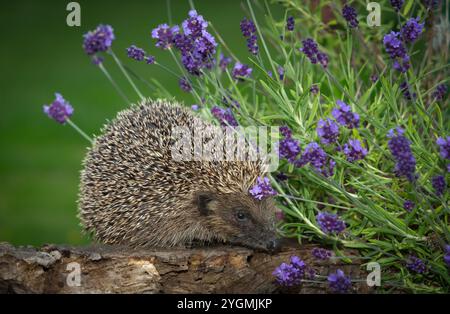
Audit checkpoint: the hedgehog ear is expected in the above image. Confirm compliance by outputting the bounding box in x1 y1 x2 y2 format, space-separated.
196 192 215 216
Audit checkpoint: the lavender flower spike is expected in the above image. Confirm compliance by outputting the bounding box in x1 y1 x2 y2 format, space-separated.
390 0 404 12
211 106 238 128
179 77 192 93
43 93 74 124
431 175 446 196
316 212 346 234
151 24 180 49
433 84 447 101
328 269 352 293
400 17 424 43
436 136 450 159
272 256 306 286
387 127 417 181
286 16 295 31
182 10 208 38
249 176 277 200
232 62 252 81
317 118 339 145
126 45 146 61
406 255 427 274
342 5 359 28
83 24 115 56
343 139 368 162
312 247 332 260
332 100 360 129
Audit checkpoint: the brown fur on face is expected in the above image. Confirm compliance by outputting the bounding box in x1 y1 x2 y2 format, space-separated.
194 191 279 251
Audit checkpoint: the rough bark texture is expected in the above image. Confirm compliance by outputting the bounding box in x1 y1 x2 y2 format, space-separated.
0 242 370 294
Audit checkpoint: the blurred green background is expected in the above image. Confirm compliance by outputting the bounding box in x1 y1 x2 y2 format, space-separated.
0 0 276 246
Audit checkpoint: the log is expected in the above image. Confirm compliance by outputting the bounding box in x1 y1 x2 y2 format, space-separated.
0 242 370 294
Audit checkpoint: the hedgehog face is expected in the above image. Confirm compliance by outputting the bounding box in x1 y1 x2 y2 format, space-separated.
195 191 280 252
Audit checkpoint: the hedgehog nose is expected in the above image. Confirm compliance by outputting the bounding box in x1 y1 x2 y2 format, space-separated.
266 239 281 252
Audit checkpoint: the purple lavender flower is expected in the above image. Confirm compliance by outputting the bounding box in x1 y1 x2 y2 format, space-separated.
191 104 200 111
317 118 339 145
431 175 446 196
390 0 404 12
300 38 329 68
182 10 208 38
194 32 217 54
246 34 259 55
300 38 319 64
316 51 329 68
392 55 411 73
278 66 285 80
310 84 319 95
328 269 351 293
280 126 293 138
403 200 415 212
181 54 203 76
173 34 193 53
273 256 306 286
249 176 277 200
296 142 335 177
211 106 238 127
273 263 299 286
145 55 155 64
387 128 417 181
400 17 424 43
433 84 447 101
240 18 256 37
43 93 74 124
370 74 379 83
399 81 416 100
240 18 258 55
151 24 180 49
268 66 285 80
290 256 306 270
179 77 192 93
332 100 360 129
343 139 368 162
232 62 252 81
316 212 346 234
126 45 146 61
219 53 232 71
83 24 115 56
342 5 359 28
278 138 301 163
406 255 427 274
444 245 450 268
286 16 295 31
383 31 410 73
436 137 450 159
171 11 218 76
276 172 288 181
312 247 332 260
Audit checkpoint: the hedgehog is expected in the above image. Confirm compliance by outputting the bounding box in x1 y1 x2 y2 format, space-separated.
78 99 280 252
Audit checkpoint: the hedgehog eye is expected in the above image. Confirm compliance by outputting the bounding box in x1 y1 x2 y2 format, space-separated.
235 210 249 222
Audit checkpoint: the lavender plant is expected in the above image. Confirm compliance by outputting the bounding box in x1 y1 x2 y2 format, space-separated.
42 0 449 293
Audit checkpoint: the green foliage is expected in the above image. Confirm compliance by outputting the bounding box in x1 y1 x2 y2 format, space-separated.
141 0 449 292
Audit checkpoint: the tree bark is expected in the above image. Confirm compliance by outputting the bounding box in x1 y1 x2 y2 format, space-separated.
0 242 370 294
